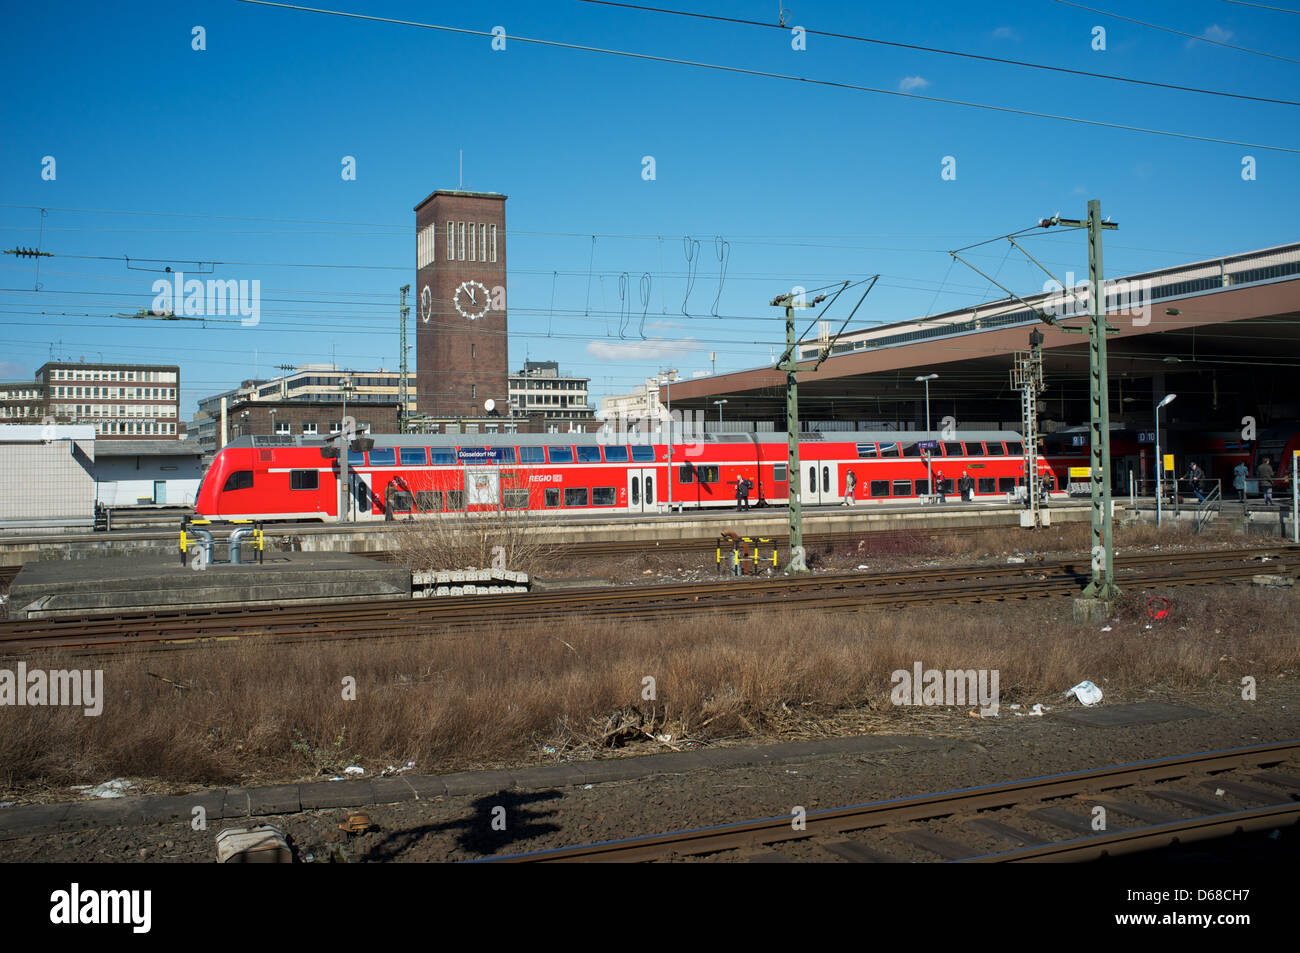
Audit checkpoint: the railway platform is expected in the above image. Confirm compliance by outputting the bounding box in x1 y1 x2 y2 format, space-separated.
6 551 409 621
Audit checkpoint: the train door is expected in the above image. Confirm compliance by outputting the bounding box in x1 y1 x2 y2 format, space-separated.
465 466 500 507
801 461 832 505
627 468 655 512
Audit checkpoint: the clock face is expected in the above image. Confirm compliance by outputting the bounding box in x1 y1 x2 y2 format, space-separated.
454 280 491 321
419 285 432 323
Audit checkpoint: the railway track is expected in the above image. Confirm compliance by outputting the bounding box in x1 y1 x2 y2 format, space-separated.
0 545 1293 654
488 741 1300 863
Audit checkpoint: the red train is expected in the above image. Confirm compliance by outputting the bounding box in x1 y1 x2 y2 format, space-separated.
194 430 1058 522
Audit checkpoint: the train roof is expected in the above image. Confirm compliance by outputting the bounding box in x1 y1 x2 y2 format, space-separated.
224 429 1025 451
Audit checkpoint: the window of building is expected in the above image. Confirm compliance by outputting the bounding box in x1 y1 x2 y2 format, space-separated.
275 422 290 435
458 221 466 260
290 470 319 490
467 221 476 261
447 221 454 260
302 423 318 435
490 224 497 262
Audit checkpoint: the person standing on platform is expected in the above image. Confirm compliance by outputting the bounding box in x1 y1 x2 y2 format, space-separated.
935 469 946 504
1258 457 1275 506
843 469 857 507
959 470 973 502
1233 460 1249 504
734 477 746 511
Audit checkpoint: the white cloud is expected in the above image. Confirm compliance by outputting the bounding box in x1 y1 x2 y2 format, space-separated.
1203 24 1234 43
898 75 930 92
0 361 30 380
992 26 1018 40
585 337 701 362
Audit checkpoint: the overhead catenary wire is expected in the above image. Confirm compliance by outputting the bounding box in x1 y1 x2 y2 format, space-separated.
1052 0 1300 64
233 0 1300 153
581 0 1300 106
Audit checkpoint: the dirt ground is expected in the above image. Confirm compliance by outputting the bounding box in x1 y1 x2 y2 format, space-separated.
3 673 1294 863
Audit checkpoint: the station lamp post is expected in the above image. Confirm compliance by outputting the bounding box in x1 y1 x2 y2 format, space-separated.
1155 392 1176 527
915 373 938 491
713 398 728 426
269 408 276 436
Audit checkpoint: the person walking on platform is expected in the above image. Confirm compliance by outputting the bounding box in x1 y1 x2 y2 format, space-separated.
1233 461 1249 504
1258 457 1275 506
843 469 857 507
1185 462 1206 504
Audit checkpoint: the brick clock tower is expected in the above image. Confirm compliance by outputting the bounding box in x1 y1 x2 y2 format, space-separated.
413 190 508 418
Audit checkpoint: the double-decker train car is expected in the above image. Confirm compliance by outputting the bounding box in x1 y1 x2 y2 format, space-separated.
194 430 1058 522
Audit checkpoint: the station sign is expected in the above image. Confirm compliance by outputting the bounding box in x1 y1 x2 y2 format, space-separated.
1163 454 1175 472
457 446 504 463
1068 466 1092 478
918 440 938 451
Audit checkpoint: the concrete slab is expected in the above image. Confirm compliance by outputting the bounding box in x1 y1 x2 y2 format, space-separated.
8 551 410 620
440 770 516 798
1050 701 1209 729
368 777 420 805
0 802 69 838
299 780 375 810
246 785 302 816
507 764 588 789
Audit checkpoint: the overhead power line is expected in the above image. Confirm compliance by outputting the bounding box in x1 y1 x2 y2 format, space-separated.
1052 0 1300 64
234 0 1299 153
1220 0 1300 12
579 0 1300 106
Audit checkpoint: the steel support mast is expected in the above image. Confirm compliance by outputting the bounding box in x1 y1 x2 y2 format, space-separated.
399 284 410 433
772 290 822 573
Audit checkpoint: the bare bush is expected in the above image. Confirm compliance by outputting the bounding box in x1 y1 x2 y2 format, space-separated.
388 505 561 577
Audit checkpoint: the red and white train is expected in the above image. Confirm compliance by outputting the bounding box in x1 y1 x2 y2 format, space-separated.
194 430 1059 522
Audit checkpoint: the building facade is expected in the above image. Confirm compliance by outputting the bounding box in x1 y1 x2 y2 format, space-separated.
0 363 180 439
414 189 508 418
508 361 595 422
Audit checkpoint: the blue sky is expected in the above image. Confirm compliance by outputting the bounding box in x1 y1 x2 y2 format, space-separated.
2 0 1297 416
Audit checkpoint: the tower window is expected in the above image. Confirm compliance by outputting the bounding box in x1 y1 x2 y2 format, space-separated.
447 221 454 260
479 223 487 261
490 224 497 262
468 221 476 261
458 222 466 260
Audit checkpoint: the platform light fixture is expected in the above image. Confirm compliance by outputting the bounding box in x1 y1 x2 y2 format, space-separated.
1155 393 1177 527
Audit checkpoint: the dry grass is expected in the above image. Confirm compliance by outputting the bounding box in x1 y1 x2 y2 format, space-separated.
2 583 1296 797
387 506 561 578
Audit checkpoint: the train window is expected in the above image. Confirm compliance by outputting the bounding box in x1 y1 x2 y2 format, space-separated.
575 446 602 463
965 442 986 456
822 466 829 490
978 478 996 494
503 489 530 509
869 480 890 497
943 442 963 456
347 450 367 467
604 446 629 463
630 478 640 505
808 467 817 492
399 448 427 466
519 446 545 464
415 490 443 512
998 477 1016 493
878 443 900 457
388 491 414 512
592 487 616 506
629 445 656 463
644 477 654 502
544 488 560 508
564 488 589 507
901 442 921 457
914 479 930 495
940 478 954 494
1004 442 1023 456
368 448 396 466
445 490 464 511
429 448 456 466
774 464 788 482
856 443 879 458
891 480 912 496
678 465 694 484
290 470 319 490
548 447 574 464
696 465 719 483
222 470 254 492
497 447 517 464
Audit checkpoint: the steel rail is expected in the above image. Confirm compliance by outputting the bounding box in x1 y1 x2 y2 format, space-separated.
485 741 1300 862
